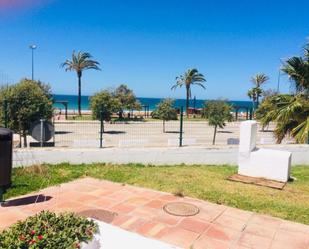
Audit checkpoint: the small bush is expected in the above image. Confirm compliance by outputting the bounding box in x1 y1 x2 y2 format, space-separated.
0 211 98 249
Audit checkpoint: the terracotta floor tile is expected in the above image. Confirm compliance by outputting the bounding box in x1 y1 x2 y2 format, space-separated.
279 221 309 234
270 240 308 249
205 224 240 242
110 203 136 213
104 190 134 201
111 214 133 226
158 194 180 202
249 214 282 229
160 227 200 248
197 210 223 223
88 188 117 197
124 196 151 206
0 210 28 228
75 194 99 204
214 214 247 232
119 216 147 231
193 235 231 249
243 223 276 239
91 197 116 209
139 190 164 199
49 201 80 212
223 207 253 222
273 230 309 249
145 199 167 209
237 232 273 249
178 217 211 234
154 212 183 226
136 221 164 236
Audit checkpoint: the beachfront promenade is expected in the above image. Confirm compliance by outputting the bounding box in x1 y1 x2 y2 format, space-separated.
20 121 291 148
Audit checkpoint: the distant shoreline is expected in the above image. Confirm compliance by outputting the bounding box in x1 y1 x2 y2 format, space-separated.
53 94 254 112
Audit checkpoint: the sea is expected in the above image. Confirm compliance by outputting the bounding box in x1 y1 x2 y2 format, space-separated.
53 94 253 111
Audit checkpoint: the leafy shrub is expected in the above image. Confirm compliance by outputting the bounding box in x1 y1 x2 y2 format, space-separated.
0 211 98 249
90 90 120 121
0 79 53 147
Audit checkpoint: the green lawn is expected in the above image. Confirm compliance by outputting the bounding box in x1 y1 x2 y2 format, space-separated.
5 164 309 225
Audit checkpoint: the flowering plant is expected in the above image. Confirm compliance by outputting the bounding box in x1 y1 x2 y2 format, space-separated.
0 211 98 249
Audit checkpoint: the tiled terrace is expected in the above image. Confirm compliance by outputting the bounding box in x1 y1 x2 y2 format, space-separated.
0 178 308 249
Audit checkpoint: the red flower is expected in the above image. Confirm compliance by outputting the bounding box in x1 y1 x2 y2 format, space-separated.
37 235 43 240
29 239 36 245
30 230 36 235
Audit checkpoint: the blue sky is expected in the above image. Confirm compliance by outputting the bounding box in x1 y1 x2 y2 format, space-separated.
1 0 309 100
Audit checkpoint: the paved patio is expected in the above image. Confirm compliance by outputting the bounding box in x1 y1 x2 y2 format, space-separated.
0 178 308 249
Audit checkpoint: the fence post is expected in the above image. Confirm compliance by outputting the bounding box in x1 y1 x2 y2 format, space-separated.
40 119 45 147
179 106 183 147
3 99 8 128
99 107 104 148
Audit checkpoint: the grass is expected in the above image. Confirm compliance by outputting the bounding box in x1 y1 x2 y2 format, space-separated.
5 164 309 225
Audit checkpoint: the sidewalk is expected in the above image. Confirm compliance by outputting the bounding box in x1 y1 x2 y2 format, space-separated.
13 145 309 167
1 178 308 249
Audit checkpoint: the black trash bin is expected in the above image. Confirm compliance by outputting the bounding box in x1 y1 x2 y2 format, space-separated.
0 128 13 190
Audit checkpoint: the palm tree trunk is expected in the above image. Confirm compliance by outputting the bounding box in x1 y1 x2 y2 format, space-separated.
186 86 190 118
77 73 82 116
212 125 217 145
23 132 27 148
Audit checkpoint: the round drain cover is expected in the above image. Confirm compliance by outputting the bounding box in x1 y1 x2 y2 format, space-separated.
163 202 200 217
78 209 117 223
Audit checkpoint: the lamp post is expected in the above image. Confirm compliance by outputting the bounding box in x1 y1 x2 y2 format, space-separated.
29 44 37 81
277 68 281 93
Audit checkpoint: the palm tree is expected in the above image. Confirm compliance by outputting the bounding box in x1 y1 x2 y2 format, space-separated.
247 87 262 113
62 51 100 115
256 41 309 144
171 69 206 116
257 94 309 143
282 50 309 94
250 73 269 106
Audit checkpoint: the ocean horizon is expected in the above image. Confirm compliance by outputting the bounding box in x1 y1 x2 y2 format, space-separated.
53 94 253 111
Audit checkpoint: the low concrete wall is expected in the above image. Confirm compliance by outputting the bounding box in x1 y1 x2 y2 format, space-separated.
13 145 309 167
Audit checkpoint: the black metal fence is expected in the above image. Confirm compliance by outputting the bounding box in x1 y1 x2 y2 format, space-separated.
1 102 290 148
52 107 186 148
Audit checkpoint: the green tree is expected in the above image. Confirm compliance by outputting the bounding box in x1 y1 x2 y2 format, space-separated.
171 69 206 117
151 98 178 133
0 79 53 147
62 51 100 115
202 100 233 145
114 84 141 119
89 90 120 131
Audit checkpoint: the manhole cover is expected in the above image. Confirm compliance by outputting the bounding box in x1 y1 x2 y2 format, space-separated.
78 209 117 223
163 202 200 217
